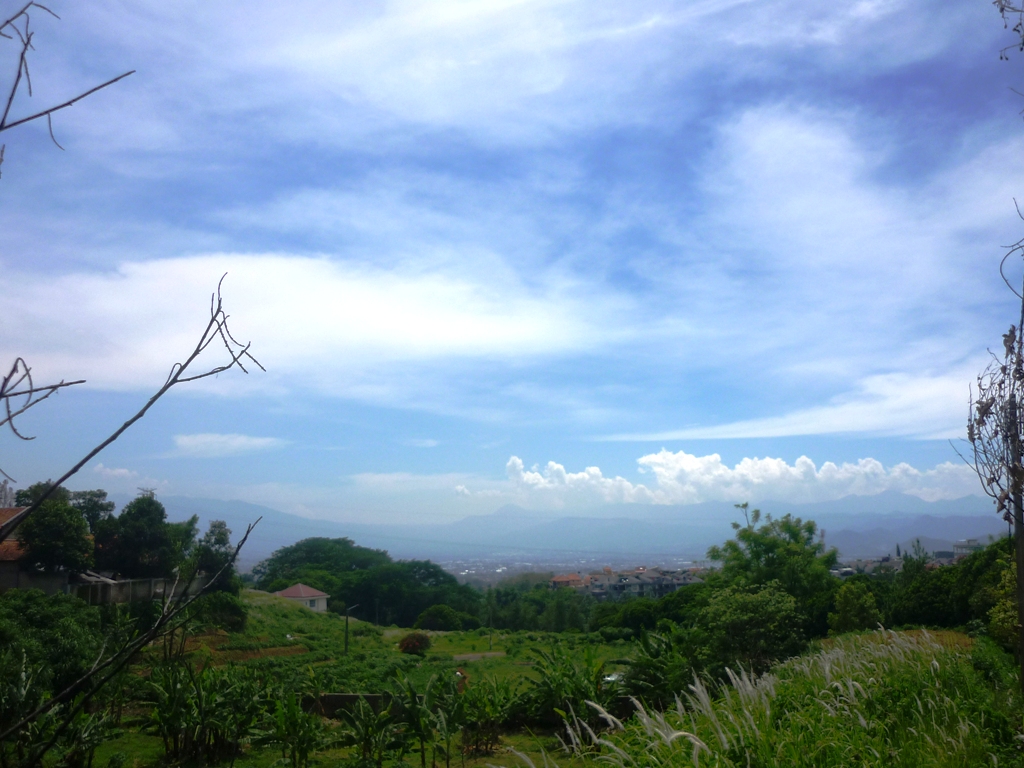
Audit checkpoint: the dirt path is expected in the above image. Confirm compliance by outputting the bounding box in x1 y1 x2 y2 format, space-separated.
452 651 507 661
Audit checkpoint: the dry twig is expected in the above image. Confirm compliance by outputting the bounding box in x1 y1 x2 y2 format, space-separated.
0 275 263 542
0 2 134 176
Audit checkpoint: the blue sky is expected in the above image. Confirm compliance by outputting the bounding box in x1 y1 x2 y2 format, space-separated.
0 0 1021 523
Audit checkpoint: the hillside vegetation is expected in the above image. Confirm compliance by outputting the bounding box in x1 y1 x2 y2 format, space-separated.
553 630 1022 768
5 502 1024 767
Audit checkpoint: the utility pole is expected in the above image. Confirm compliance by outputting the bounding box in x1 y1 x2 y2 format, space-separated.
345 604 360 655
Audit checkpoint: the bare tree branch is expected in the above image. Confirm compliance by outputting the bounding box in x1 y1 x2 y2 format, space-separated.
0 275 262 543
0 2 133 177
966 212 1024 694
996 0 1024 59
0 69 136 134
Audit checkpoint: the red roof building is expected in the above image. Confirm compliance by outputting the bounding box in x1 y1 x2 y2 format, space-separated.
273 582 330 612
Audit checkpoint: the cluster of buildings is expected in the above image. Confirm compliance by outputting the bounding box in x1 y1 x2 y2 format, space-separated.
550 565 703 601
830 538 990 578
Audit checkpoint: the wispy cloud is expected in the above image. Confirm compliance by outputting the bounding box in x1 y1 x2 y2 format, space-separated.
600 370 977 441
402 438 440 448
1 254 611 394
172 433 287 458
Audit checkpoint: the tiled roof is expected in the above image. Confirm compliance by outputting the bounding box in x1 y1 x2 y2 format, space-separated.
0 507 28 526
0 538 25 562
274 583 329 599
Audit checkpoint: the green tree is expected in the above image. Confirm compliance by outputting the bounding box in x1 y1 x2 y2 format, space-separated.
14 480 70 507
253 537 391 587
828 581 881 635
15 481 92 574
887 547 957 628
415 604 463 631
697 581 805 675
96 493 196 578
193 520 237 592
707 503 838 635
69 490 115 535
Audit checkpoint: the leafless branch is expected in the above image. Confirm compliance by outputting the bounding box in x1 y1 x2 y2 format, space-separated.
0 275 262 543
0 2 133 177
996 0 1024 59
0 69 136 134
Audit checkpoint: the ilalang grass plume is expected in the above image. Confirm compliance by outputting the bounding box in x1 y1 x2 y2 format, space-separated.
543 630 1023 768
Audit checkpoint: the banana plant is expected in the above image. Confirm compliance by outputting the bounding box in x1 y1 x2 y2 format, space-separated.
338 697 404 768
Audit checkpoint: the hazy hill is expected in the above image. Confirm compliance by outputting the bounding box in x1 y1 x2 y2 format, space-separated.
135 491 1006 569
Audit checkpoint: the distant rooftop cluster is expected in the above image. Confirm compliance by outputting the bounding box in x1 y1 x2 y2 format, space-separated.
550 565 702 601
832 538 990 578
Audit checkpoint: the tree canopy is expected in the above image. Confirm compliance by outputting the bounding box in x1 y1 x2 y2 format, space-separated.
15 482 93 574
95 492 197 578
707 503 838 634
253 537 481 625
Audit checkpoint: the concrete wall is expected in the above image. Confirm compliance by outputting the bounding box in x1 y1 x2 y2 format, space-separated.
287 595 328 612
69 575 210 605
0 565 68 595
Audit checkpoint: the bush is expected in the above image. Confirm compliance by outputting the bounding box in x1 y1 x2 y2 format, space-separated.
698 581 805 675
0 589 101 692
828 581 881 635
414 604 463 631
398 631 431 655
194 591 248 632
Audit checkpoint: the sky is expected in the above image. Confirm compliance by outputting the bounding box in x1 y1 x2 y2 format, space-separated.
0 0 1022 524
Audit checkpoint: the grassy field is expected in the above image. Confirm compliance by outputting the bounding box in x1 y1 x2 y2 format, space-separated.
96 591 1024 767
179 590 630 690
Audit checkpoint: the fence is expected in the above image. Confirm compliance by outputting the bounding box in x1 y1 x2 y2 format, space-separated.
70 574 210 606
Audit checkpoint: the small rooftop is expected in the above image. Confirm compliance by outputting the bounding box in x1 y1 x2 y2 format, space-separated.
0 507 28 526
274 583 329 599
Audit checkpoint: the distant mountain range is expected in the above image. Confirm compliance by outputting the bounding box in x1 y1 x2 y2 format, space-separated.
131 490 1007 571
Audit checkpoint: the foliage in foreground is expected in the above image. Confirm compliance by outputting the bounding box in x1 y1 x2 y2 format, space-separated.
550 630 1023 768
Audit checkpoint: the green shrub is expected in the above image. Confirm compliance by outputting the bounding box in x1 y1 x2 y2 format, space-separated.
828 581 881 635
194 591 248 632
398 632 432 656
697 581 805 675
415 604 463 631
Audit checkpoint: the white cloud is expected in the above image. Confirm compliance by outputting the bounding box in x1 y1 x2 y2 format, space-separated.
93 463 138 479
402 438 440 448
602 370 977 441
87 463 168 496
635 450 979 503
504 451 980 505
63 0 947 150
172 433 286 458
0 254 609 398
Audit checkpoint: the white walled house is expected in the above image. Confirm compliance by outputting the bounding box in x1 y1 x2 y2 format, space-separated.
273 582 329 612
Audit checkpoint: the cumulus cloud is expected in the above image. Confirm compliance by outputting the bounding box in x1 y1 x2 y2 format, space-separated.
505 451 980 505
173 433 287 458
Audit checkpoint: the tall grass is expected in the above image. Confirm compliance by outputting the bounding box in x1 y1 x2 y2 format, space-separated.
545 630 1023 768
